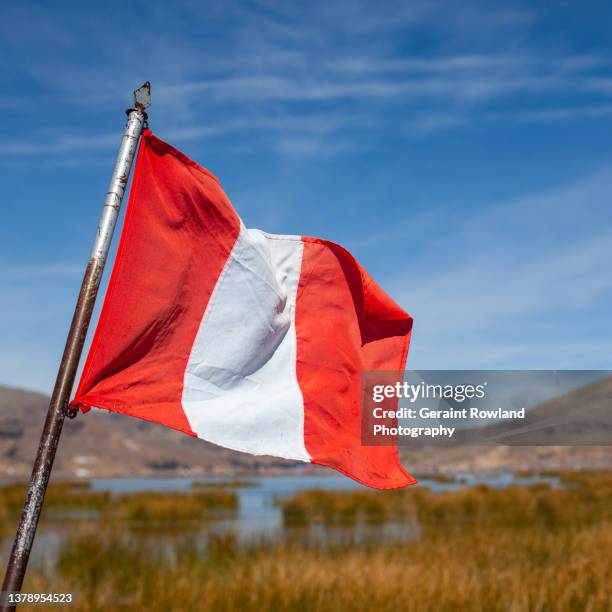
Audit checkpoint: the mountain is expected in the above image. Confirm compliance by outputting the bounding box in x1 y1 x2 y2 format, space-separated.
0 385 302 479
1 382 611 480
466 375 612 445
399 376 612 473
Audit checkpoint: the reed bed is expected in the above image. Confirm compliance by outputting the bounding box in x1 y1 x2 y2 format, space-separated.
19 519 612 611
4 471 611 611
0 481 110 531
0 481 109 514
281 475 611 530
102 490 238 525
0 482 238 532
191 479 258 489
415 472 456 483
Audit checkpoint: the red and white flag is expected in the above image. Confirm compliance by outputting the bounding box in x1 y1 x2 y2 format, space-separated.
71 130 415 489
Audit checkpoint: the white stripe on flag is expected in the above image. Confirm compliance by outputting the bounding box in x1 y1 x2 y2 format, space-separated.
181 224 310 461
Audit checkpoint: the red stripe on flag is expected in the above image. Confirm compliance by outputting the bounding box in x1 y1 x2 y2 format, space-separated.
72 130 240 434
296 238 416 489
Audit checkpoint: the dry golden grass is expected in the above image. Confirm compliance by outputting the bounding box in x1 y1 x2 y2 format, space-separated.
19 522 612 611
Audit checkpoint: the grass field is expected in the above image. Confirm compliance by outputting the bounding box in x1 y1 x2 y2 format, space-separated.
1 471 611 611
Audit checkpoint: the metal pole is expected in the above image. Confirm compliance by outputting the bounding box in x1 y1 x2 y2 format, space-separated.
0 82 151 611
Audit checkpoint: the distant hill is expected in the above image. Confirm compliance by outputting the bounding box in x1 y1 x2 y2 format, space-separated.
467 375 612 445
1 382 611 479
399 376 612 473
0 385 302 479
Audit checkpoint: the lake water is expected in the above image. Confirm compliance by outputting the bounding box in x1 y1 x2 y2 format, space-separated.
89 471 559 535
2 472 561 569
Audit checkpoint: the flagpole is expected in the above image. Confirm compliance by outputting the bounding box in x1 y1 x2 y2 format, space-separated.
0 82 151 610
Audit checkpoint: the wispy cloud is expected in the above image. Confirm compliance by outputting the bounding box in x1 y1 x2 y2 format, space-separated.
390 168 612 369
0 112 373 158
1 1 611 161
1 0 612 392
160 53 612 105
0 134 118 156
0 262 83 280
6 97 612 163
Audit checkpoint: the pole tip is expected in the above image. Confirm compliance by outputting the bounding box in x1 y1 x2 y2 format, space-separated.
133 82 151 110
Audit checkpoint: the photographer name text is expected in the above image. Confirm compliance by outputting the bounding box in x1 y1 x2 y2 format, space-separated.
370 382 525 439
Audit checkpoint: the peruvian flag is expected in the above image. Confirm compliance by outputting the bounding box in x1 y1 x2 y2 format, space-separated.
71 130 415 489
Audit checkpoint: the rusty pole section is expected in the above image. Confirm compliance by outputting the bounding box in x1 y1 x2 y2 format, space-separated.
0 82 151 610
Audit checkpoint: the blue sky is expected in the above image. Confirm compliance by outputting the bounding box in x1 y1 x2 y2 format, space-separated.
1 0 612 392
